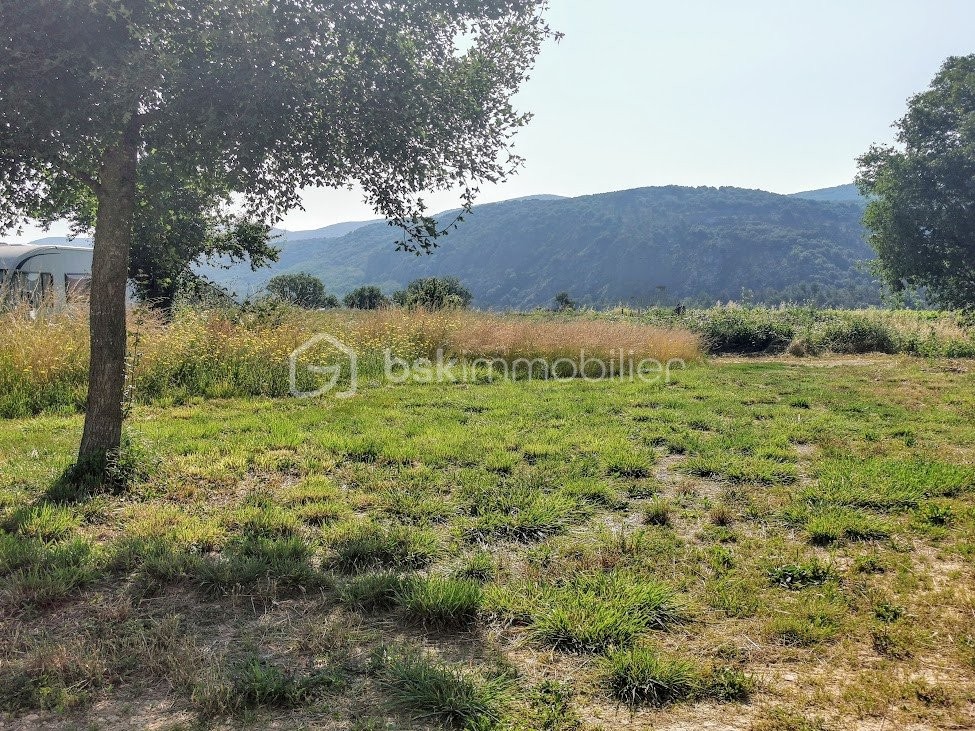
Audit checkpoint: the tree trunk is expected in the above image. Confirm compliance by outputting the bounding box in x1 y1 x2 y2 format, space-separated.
77 124 139 467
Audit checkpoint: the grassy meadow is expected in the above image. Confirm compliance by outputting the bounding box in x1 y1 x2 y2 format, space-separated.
1 304 974 729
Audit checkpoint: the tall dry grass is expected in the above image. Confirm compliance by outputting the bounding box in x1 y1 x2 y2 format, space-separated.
0 304 702 417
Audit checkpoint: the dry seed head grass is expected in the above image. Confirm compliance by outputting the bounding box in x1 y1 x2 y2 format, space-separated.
448 313 701 363
2 304 701 410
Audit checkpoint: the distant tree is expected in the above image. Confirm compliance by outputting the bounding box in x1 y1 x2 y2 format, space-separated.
393 277 473 309
857 55 975 309
343 286 390 310
267 273 337 309
0 0 553 468
553 291 576 311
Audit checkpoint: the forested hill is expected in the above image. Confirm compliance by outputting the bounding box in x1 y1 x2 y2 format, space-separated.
204 185 881 308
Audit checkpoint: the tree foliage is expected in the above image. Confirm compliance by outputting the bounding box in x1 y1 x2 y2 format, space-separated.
857 55 975 310
0 0 554 462
130 159 277 311
343 285 390 310
267 273 337 309
393 277 473 309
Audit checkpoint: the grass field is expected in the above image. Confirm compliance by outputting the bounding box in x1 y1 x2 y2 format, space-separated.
1 353 974 730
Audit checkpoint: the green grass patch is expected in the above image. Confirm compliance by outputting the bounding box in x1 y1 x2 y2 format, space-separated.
328 521 438 572
491 572 683 653
380 652 509 729
600 646 700 707
810 458 973 511
397 576 483 628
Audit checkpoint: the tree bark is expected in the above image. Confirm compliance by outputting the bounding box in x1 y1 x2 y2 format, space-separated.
77 122 139 466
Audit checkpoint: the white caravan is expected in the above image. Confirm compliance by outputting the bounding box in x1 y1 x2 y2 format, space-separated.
0 243 94 307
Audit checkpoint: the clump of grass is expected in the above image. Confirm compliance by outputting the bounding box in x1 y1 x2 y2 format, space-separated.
871 625 914 659
466 482 578 543
644 498 672 526
195 535 325 594
916 501 953 526
1 537 101 610
6 503 79 542
563 479 626 509
767 559 833 590
684 453 798 485
810 457 973 511
705 578 761 618
397 576 483 628
454 552 497 583
805 509 891 545
380 652 509 729
525 680 582 730
231 655 339 708
752 708 830 731
338 572 407 613
704 666 756 702
600 646 700 707
769 599 844 646
708 504 734 527
297 501 346 526
524 572 684 652
226 503 300 538
604 446 654 479
328 521 438 572
706 545 735 573
281 476 339 505
852 552 888 574
873 600 904 623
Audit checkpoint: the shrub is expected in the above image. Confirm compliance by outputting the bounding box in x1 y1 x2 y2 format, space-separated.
692 308 794 354
343 285 390 310
821 315 898 354
266 273 338 309
393 277 473 310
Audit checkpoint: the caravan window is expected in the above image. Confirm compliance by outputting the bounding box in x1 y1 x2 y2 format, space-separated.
65 274 92 301
4 271 53 307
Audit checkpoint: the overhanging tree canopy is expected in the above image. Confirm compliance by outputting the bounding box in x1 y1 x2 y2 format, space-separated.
0 0 554 468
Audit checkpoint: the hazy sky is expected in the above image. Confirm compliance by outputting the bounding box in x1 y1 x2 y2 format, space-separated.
8 0 975 240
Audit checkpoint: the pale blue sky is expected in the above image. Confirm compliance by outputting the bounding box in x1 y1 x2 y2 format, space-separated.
9 0 975 240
